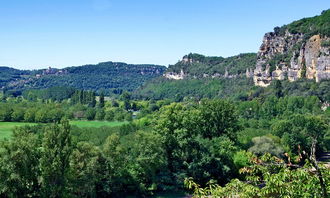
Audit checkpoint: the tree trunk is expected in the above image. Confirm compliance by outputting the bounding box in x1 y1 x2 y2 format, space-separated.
310 139 328 198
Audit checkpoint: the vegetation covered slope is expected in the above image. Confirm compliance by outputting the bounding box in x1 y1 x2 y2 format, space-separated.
1 62 166 93
135 76 330 103
135 53 257 100
167 53 256 77
279 9 330 37
135 77 255 101
137 9 330 101
0 8 329 198
0 67 32 88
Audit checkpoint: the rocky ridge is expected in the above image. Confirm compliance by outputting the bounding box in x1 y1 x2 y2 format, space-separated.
253 10 330 87
253 30 330 87
164 10 330 87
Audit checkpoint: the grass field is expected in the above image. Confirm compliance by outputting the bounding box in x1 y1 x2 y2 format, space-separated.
0 121 127 140
0 122 37 140
70 120 127 128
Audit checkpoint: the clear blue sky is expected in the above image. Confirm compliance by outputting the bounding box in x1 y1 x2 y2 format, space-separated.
0 0 329 69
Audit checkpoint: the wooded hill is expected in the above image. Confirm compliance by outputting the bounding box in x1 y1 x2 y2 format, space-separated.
0 62 166 93
167 53 256 77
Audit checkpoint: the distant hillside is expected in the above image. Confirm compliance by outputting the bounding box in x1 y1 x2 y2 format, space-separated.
3 9 330 99
135 74 330 103
134 77 255 101
0 62 166 93
164 53 256 79
0 67 32 88
135 53 257 100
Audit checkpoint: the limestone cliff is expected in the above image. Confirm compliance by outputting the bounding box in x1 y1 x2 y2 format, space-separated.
253 10 330 86
163 69 186 80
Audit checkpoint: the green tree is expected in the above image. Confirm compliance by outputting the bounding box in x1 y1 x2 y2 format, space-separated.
274 114 328 154
11 107 25 122
198 99 239 140
124 112 133 121
261 96 278 118
0 106 12 121
0 127 41 197
40 120 72 198
188 136 238 185
48 108 64 123
95 109 105 120
89 91 96 107
68 142 105 197
154 101 239 187
103 133 125 195
121 92 131 110
274 80 283 98
185 153 330 198
35 108 49 123
154 103 195 186
104 110 115 121
85 108 96 120
24 108 37 122
121 131 165 194
98 91 105 108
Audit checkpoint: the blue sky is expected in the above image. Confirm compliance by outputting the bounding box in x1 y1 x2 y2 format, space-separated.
0 0 329 69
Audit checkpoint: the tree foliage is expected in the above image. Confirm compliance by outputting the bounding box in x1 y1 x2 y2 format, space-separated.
185 153 330 198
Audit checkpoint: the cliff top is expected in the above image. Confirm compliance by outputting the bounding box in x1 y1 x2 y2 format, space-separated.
276 9 330 38
167 53 256 77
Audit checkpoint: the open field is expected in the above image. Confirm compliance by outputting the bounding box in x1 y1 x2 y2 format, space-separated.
0 122 37 140
0 121 127 140
70 120 127 128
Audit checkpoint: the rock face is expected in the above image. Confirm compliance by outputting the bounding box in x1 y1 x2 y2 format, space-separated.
163 69 186 80
253 30 330 87
163 65 239 80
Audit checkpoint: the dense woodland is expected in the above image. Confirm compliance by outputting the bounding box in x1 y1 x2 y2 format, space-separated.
0 83 329 197
166 53 256 77
0 62 166 94
30 62 165 92
136 76 330 103
0 89 141 123
0 67 32 88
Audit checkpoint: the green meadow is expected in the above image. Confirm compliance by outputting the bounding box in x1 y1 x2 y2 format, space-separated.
70 120 127 128
0 122 36 140
0 121 127 140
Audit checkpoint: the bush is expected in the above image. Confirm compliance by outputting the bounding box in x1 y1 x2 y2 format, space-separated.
233 150 250 169
95 109 105 120
248 136 284 157
85 108 96 120
104 110 115 121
